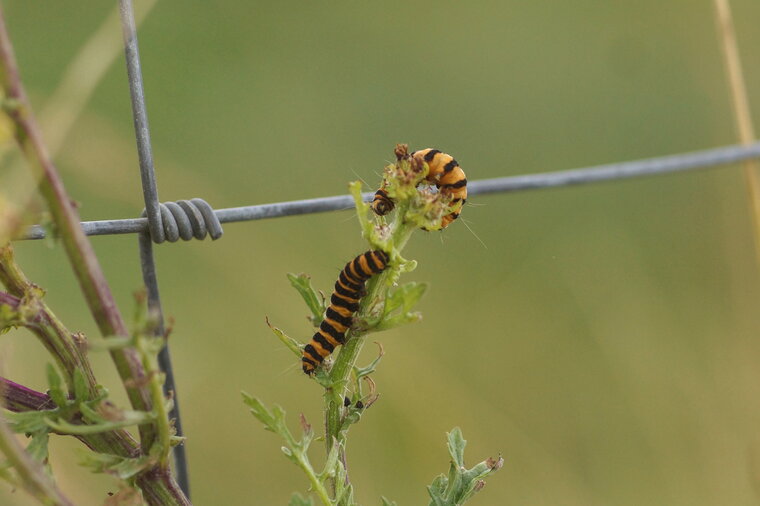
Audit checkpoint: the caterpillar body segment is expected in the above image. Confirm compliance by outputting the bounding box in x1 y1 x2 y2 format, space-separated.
302 249 390 375
371 147 467 228
413 148 468 228
372 186 394 216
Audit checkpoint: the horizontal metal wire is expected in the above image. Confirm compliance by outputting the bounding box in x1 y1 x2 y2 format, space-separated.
19 142 760 241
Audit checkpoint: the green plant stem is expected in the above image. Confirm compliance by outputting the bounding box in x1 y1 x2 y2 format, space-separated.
0 287 97 395
141 339 172 465
0 401 74 506
324 199 415 465
295 451 333 506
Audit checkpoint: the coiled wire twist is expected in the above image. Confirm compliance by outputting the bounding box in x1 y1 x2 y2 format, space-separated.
142 198 223 243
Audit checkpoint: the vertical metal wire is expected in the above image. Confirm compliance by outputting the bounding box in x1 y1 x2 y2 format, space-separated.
118 0 162 242
138 234 190 497
118 0 190 498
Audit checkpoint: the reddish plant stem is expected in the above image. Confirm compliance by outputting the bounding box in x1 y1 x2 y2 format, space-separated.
0 377 138 457
0 7 188 505
2 377 189 504
0 5 154 447
1 378 55 412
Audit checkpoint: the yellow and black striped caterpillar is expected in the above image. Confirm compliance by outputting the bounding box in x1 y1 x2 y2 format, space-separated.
372 148 467 228
302 249 390 375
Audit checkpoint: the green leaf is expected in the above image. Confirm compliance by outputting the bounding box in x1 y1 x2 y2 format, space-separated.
25 431 49 463
447 427 466 468
45 364 67 408
427 428 503 506
0 303 22 333
266 317 302 358
373 282 427 332
381 497 398 506
4 410 53 434
334 460 349 503
287 273 326 325
288 492 314 506
79 402 108 424
241 392 298 448
384 282 427 317
45 409 155 435
80 452 154 480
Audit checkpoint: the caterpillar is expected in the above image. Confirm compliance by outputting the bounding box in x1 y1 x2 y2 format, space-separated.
302 249 390 375
372 148 467 228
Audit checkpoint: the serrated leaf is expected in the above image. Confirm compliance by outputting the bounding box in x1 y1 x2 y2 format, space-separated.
45 364 67 408
242 393 277 431
428 428 502 506
447 427 466 468
375 282 426 332
25 431 49 463
5 409 53 434
288 492 314 506
384 282 427 316
242 392 293 444
287 273 326 325
80 452 153 480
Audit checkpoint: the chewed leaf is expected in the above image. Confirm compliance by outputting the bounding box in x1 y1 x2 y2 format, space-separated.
287 273 326 325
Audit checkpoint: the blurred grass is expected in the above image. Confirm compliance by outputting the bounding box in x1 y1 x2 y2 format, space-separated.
2 0 760 504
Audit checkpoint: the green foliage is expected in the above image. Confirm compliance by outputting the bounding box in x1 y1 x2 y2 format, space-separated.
427 428 503 506
0 302 22 333
242 393 334 505
290 492 315 506
287 273 327 326
0 292 177 495
248 148 503 505
373 281 427 331
80 452 154 481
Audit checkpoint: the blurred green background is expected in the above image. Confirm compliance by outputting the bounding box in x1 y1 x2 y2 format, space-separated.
2 0 760 504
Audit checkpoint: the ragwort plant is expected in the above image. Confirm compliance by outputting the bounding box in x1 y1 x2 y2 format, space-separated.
244 145 503 505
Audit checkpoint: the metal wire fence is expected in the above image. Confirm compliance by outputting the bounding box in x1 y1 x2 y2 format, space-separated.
12 0 760 502
19 141 760 242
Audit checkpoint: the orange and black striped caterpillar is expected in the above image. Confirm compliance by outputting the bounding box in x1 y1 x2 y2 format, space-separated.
372 148 467 228
302 249 390 375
